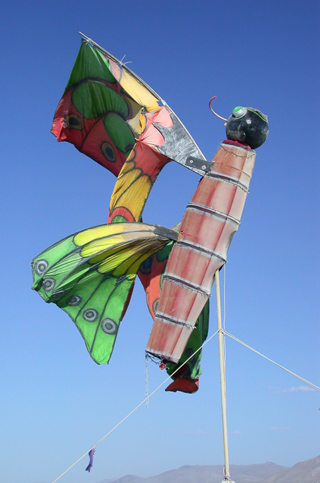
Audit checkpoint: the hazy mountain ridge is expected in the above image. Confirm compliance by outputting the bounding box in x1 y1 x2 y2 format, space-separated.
263 454 320 482
99 454 320 483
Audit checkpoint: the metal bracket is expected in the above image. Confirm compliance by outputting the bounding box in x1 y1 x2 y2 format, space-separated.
154 225 179 241
185 156 213 175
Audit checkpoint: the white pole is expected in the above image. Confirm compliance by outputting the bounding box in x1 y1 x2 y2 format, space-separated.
215 270 233 482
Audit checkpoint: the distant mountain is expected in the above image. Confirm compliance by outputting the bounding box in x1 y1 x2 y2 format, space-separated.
98 462 285 483
263 454 320 482
98 454 320 483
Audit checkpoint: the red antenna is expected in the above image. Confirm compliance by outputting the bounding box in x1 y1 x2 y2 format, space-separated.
209 96 228 121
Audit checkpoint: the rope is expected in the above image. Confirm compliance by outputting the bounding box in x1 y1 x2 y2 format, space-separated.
222 329 320 392
51 331 219 483
51 277 319 482
145 354 150 407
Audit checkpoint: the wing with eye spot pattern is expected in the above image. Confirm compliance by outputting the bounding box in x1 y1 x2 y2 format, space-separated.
52 37 205 177
32 222 175 364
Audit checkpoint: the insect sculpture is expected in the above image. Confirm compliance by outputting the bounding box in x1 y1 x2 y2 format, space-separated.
32 36 269 393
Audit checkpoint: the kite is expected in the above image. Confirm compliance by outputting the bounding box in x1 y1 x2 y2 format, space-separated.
32 35 269 394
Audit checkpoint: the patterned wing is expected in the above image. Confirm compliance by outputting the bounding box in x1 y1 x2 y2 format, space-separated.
108 143 170 223
32 223 172 364
52 38 205 176
52 38 206 222
52 42 139 176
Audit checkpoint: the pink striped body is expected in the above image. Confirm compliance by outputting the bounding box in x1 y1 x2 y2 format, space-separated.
146 141 256 362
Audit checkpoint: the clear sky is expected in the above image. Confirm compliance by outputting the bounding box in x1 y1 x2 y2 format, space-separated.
1 1 319 482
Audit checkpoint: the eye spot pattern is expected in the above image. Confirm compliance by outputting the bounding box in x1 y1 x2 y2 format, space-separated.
152 298 159 316
35 259 48 275
51 290 65 299
101 141 116 162
42 278 55 291
67 295 82 306
83 309 98 322
101 318 118 334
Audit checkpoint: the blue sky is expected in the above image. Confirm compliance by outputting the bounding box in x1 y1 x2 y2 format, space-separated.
1 1 319 482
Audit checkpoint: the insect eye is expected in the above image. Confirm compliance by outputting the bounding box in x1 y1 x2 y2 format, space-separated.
232 106 247 118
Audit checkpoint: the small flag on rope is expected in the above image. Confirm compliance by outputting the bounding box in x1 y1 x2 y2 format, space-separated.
85 447 96 472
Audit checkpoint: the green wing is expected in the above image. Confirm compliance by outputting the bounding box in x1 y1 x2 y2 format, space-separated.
32 223 172 364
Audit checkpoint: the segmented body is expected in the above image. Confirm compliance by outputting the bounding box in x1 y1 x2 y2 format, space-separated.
146 140 256 363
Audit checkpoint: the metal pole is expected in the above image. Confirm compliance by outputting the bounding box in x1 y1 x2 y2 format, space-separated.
215 270 233 482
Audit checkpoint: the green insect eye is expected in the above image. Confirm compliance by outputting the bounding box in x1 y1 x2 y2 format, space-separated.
232 106 247 118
